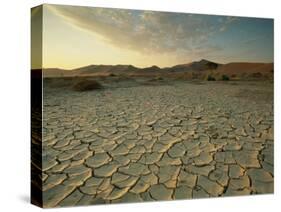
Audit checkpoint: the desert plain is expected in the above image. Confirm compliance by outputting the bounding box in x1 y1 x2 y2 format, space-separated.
33 60 274 207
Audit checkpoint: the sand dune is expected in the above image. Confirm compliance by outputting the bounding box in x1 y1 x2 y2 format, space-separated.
40 59 273 80
216 62 273 74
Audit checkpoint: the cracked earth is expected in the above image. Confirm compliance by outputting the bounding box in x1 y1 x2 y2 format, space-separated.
40 79 273 207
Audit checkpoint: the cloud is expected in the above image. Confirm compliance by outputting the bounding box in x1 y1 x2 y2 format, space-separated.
46 5 232 58
219 16 239 32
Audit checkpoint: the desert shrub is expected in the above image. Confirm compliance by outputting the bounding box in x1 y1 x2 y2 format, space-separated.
251 72 262 78
149 76 163 82
155 76 163 80
221 74 230 81
207 75 216 81
73 79 103 91
151 76 163 81
192 72 200 79
181 72 193 80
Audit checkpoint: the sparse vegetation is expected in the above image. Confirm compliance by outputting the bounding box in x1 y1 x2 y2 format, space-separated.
155 76 163 80
207 75 216 81
149 76 163 82
221 74 230 81
73 79 103 91
144 77 165 86
251 72 262 78
192 72 200 80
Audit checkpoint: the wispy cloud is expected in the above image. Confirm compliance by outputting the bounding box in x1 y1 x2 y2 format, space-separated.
46 5 229 57
218 16 239 32
44 5 273 65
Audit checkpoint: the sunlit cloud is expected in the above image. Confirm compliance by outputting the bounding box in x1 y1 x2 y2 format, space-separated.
46 5 233 57
41 4 273 68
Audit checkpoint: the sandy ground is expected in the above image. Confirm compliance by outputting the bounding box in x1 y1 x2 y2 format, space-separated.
41 79 273 207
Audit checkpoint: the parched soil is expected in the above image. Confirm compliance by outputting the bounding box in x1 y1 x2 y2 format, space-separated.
41 79 273 207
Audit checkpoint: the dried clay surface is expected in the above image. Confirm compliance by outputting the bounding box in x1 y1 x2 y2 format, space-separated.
40 79 273 207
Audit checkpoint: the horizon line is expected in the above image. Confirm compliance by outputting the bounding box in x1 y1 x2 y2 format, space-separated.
34 59 274 71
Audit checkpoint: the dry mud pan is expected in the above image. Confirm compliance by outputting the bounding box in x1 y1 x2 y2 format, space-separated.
40 79 273 207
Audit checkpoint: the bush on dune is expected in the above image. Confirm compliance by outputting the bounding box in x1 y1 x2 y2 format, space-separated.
207 75 216 81
73 79 103 91
221 74 230 81
109 73 116 77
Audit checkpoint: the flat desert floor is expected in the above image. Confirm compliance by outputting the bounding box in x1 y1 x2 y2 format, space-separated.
41 79 274 207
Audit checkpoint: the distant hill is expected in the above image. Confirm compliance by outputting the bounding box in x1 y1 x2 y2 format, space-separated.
141 65 161 72
40 59 273 80
168 59 220 72
43 65 139 77
42 68 75 77
74 64 139 76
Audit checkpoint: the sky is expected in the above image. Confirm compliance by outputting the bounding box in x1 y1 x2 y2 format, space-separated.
32 4 273 69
